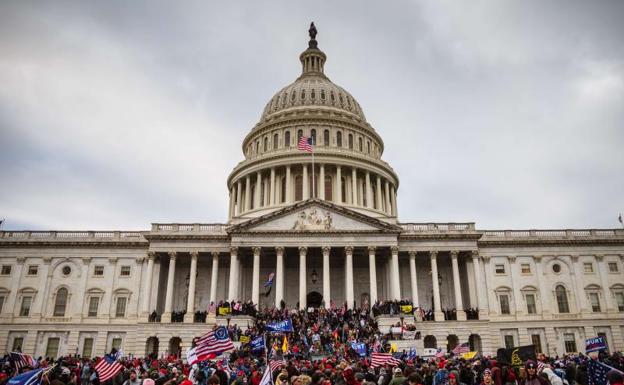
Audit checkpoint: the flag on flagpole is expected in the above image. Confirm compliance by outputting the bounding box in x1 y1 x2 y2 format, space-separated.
9 353 36 370
264 272 275 297
371 352 401 368
94 353 123 383
186 347 199 365
281 336 288 353
195 327 235 359
619 213 623 225
297 136 313 152
452 342 470 355
7 368 43 385
588 359 623 385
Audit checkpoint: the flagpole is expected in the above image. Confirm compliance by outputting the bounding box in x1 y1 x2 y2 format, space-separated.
311 146 315 199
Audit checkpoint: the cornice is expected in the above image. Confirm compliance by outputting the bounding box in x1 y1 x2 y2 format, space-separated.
0 240 148 248
477 238 624 247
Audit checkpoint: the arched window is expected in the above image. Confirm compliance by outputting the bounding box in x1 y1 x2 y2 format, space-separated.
348 134 353 149
555 285 570 313
297 129 303 143
54 287 68 317
284 131 291 147
323 130 330 146
358 137 363 151
280 177 286 203
367 141 371 154
263 137 268 152
337 131 342 147
273 133 278 150
255 140 259 155
310 129 316 145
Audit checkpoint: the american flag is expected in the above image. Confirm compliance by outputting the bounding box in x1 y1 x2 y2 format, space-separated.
435 348 445 358
452 342 470 355
94 353 123 383
588 359 622 385
9 352 36 370
297 136 313 152
268 360 286 372
195 327 235 358
371 352 402 368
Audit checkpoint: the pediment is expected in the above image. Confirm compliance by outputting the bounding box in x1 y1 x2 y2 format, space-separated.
228 199 401 234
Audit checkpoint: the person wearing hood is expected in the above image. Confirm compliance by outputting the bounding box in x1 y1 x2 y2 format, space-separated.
523 361 548 385
480 369 494 385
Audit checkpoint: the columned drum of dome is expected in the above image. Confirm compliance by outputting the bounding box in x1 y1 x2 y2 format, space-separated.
227 24 399 223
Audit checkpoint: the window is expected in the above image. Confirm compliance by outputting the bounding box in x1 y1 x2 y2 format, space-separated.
608 262 619 273
504 335 514 349
499 294 510 315
531 335 542 353
263 137 268 152
62 266 71 276
297 129 303 143
20 296 32 316
552 263 561 273
115 297 127 317
323 130 330 146
0 295 5 314
94 266 104 276
563 333 577 353
82 338 94 358
521 264 531 274
555 285 570 313
12 337 24 352
589 293 601 312
324 176 332 201
348 134 353 149
526 294 537 314
45 337 60 358
584 263 594 273
310 129 316 145
53 288 68 317
273 133 278 150
367 141 371 154
294 175 303 201
495 264 506 274
120 266 131 277
112 338 122 351
336 131 342 147
1 265 11 275
27 265 38 275
88 297 99 317
358 137 363 151
284 131 290 147
597 332 609 353
615 292 624 312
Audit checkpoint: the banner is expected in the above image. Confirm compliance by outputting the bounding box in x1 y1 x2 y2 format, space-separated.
250 336 265 352
400 305 413 314
390 327 402 335
585 337 607 353
239 335 250 344
496 345 536 366
422 348 438 357
266 319 294 333
218 306 231 316
402 330 416 340
351 342 367 357
461 351 478 360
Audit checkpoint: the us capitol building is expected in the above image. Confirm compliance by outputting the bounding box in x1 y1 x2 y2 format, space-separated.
1 25 623 360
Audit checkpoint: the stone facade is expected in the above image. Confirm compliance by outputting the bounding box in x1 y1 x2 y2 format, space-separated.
1 27 623 359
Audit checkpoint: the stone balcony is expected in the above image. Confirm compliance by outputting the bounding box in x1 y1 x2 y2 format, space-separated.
0 230 147 246
479 228 624 246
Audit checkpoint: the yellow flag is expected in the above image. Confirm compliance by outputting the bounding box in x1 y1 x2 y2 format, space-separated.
282 336 288 353
400 305 413 314
240 335 250 344
390 343 398 353
461 351 477 360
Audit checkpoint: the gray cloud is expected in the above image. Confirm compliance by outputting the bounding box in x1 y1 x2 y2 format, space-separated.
0 0 622 230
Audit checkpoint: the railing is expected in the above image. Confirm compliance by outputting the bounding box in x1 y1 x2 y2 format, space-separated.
481 229 624 239
400 223 476 233
1 231 145 240
151 223 228 234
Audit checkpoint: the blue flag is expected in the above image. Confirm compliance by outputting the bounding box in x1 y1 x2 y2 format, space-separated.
588 360 622 385
264 273 275 287
266 319 293 333
351 342 367 357
8 368 43 385
406 347 417 360
250 336 265 352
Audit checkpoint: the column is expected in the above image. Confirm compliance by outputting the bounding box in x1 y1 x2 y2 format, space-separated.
252 247 261 305
376 175 383 210
270 168 276 205
430 251 443 321
275 247 284 307
228 187 235 219
228 247 238 301
391 246 401 300
345 246 354 309
303 165 309 199
163 252 177 322
254 171 262 208
570 256 588 313
286 166 292 203
409 251 418 306
451 251 466 320
508 256 524 315
209 252 219 304
142 253 155 315
351 168 357 205
236 181 243 215
185 252 198 322
322 246 331 307
471 252 487 318
244 176 251 211
336 166 342 204
368 246 378 305
319 164 325 200
596 255 615 312
390 186 397 216
365 172 372 208
299 247 307 309
534 255 551 317
384 181 391 214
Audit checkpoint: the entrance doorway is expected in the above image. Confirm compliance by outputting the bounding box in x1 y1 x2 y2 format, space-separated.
307 291 323 308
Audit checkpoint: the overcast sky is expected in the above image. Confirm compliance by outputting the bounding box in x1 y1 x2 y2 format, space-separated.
1 1 623 231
